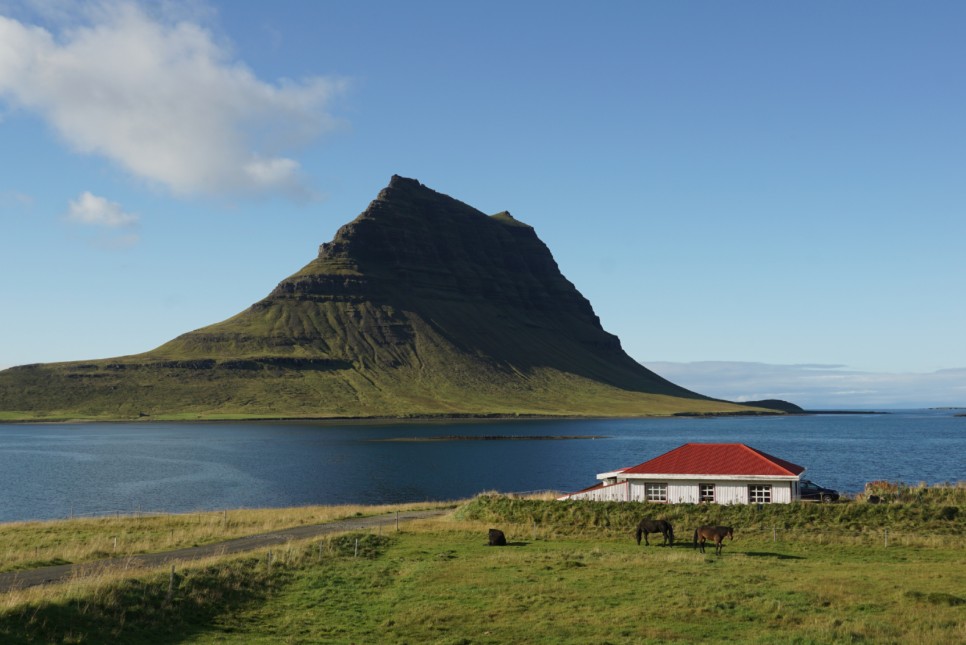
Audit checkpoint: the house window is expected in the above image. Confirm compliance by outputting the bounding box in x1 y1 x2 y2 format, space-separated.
699 484 715 503
645 483 667 502
749 485 772 504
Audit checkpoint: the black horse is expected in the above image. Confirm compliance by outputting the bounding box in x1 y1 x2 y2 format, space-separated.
635 519 674 546
488 528 507 546
693 525 734 555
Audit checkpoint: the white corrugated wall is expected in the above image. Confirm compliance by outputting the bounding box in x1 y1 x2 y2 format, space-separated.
626 479 796 504
714 483 748 504
561 480 796 504
669 482 698 504
562 481 629 502
772 483 793 503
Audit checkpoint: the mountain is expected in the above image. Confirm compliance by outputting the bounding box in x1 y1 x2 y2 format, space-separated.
0 176 766 421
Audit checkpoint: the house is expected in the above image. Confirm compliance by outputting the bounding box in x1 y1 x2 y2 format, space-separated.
557 443 807 504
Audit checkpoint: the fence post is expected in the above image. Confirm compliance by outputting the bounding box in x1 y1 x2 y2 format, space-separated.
166 565 175 603
773 527 777 542
396 511 399 532
354 538 359 558
884 528 889 547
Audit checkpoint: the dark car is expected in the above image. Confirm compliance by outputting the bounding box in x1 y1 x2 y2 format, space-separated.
799 480 840 502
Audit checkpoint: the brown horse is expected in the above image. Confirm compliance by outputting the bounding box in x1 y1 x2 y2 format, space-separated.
636 519 674 546
693 525 734 555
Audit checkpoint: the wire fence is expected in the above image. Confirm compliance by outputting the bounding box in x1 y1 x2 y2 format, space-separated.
56 506 237 522
492 519 964 549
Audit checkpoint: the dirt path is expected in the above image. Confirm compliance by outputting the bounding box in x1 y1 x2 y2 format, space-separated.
0 508 450 593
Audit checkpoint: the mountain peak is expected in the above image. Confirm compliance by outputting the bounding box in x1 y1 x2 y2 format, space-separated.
378 174 425 198
491 210 531 228
388 174 421 188
374 174 458 208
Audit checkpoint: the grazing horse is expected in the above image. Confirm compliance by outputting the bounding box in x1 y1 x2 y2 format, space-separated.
693 525 734 555
635 519 674 546
488 528 507 546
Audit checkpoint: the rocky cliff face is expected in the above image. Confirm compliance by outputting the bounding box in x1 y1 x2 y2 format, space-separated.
303 176 599 320
0 176 758 420
265 175 601 322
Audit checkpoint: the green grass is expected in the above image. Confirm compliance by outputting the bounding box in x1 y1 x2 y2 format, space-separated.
3 524 961 644
0 502 454 574
192 530 963 644
0 358 759 421
1 490 963 643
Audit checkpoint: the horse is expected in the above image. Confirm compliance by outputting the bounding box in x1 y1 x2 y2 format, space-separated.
635 519 674 546
693 525 734 555
488 528 507 546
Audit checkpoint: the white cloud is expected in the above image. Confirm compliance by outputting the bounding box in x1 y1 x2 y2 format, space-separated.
0 2 345 197
65 190 140 247
67 191 138 227
645 361 966 410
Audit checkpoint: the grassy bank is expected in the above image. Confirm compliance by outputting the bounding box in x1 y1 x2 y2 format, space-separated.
1 488 963 643
456 484 965 544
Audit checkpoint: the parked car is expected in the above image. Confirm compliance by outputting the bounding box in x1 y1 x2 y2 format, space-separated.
799 479 840 502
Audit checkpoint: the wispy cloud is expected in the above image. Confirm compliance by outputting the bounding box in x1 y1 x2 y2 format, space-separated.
0 1 346 198
67 191 138 227
0 189 33 207
645 361 966 409
65 191 139 247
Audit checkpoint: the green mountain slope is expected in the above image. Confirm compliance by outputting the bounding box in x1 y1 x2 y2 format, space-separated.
0 176 764 420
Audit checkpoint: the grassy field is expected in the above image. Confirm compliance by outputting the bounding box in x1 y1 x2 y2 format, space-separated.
0 502 455 574
1 488 963 644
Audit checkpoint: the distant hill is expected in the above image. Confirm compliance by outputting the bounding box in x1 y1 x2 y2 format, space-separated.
740 399 805 414
0 176 768 421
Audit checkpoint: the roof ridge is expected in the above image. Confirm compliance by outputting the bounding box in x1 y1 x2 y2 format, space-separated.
741 444 806 475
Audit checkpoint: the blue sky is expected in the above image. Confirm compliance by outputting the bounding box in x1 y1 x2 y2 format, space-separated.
1 1 964 408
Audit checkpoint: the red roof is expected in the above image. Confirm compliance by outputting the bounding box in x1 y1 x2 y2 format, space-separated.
618 443 805 477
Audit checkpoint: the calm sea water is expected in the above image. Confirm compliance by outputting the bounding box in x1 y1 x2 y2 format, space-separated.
0 411 962 522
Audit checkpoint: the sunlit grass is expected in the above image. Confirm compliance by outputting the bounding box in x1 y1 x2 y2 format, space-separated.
175 521 964 644
0 501 455 574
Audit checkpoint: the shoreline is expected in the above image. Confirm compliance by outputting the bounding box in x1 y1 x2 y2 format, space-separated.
0 410 787 425
366 434 608 442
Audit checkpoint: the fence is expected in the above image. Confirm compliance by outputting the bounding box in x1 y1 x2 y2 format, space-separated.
490 517 962 549
58 505 241 522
